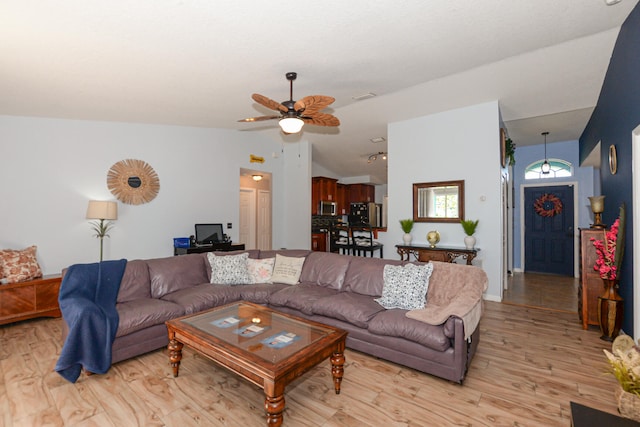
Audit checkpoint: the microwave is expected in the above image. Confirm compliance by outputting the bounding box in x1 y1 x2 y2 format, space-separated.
319 200 337 216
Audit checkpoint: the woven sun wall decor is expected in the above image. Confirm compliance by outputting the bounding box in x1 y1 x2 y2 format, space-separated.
107 159 160 205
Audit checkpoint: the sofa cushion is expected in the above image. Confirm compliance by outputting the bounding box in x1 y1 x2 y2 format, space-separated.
161 284 242 314
247 257 275 284
311 292 385 328
270 254 306 285
375 263 433 310
367 309 450 352
117 259 151 303
299 251 351 290
343 256 404 296
239 283 289 304
207 252 251 285
147 254 209 299
268 284 339 315
115 299 185 337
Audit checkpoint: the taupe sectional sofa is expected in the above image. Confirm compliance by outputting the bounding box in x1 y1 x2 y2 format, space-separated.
61 249 487 383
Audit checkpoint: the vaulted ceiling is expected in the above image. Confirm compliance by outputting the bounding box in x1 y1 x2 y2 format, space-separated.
1 0 637 183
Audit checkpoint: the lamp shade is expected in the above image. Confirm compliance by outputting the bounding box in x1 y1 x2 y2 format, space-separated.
279 117 304 134
86 200 118 220
588 195 605 214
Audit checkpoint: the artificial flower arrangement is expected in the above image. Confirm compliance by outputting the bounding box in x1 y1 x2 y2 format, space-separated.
591 204 626 280
604 334 640 420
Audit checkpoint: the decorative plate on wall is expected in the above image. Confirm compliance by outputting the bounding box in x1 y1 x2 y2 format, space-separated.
107 159 160 205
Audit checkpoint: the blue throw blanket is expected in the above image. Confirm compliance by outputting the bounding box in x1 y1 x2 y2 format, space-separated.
55 259 127 383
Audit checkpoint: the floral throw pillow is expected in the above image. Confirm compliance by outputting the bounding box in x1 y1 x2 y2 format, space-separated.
375 263 433 310
207 252 250 285
0 245 43 284
247 257 275 284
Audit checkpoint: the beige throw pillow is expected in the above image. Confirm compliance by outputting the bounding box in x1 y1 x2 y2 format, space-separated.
270 254 305 285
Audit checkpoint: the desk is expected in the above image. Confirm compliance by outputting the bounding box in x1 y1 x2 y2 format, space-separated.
174 243 245 256
396 244 478 265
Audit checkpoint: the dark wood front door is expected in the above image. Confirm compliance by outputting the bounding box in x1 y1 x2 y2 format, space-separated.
524 185 574 276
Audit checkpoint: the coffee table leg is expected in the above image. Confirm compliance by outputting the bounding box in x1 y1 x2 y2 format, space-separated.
331 342 346 394
168 339 183 377
264 381 285 427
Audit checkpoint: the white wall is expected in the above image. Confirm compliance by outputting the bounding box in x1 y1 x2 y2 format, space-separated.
377 101 503 301
0 115 310 274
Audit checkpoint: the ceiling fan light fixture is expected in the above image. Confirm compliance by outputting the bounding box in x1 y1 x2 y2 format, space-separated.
368 151 387 163
279 117 304 134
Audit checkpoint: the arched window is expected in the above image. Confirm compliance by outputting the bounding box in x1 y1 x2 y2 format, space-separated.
525 159 573 180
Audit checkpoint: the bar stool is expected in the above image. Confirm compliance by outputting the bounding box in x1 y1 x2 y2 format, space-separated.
350 223 383 258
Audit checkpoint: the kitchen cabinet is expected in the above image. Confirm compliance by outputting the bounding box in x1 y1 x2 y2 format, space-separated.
311 233 327 252
336 183 348 215
347 183 375 204
312 177 338 215
579 228 606 329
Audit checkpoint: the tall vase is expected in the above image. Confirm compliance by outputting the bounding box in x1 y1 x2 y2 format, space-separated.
598 278 623 341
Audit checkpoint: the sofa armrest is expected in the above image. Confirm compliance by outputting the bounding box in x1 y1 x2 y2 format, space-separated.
442 316 458 339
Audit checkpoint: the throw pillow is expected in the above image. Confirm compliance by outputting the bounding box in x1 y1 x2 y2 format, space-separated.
375 263 433 310
207 252 250 285
270 254 305 285
0 245 43 284
247 257 275 284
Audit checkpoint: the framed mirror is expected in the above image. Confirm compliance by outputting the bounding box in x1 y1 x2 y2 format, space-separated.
413 180 464 223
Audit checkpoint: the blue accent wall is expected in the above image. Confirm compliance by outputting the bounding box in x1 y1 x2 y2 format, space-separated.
512 140 596 271
580 3 640 335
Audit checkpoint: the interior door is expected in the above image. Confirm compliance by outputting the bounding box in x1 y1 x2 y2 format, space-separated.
256 189 272 250
239 188 256 249
524 185 574 276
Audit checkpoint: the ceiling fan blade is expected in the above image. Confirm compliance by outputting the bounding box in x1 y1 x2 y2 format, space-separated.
251 93 288 113
302 112 340 127
237 115 281 123
296 95 335 114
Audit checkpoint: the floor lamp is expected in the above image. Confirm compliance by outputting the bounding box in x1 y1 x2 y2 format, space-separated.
86 200 118 262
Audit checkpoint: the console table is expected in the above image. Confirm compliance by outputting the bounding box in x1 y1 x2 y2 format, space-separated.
174 243 245 256
396 244 479 265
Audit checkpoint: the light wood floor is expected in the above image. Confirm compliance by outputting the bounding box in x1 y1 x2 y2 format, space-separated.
503 272 579 313
0 300 620 427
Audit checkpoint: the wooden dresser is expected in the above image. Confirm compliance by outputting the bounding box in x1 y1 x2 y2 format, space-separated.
579 228 606 329
0 274 62 325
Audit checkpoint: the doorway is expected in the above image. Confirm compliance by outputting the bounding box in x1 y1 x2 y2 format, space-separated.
504 182 580 313
239 170 272 250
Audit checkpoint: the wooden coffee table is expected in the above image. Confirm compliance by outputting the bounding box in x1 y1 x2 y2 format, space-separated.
165 301 347 426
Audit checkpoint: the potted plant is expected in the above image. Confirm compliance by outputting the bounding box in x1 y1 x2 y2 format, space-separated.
399 219 414 245
460 219 479 249
604 334 640 421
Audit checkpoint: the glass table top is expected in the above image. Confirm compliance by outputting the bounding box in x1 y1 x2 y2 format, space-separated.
179 302 336 363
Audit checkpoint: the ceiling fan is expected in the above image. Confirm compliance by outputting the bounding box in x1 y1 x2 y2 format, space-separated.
238 72 340 134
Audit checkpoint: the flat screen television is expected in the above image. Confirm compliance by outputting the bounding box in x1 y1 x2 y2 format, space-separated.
195 223 225 244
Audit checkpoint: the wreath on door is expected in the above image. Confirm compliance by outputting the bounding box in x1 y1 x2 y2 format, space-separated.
534 193 563 217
